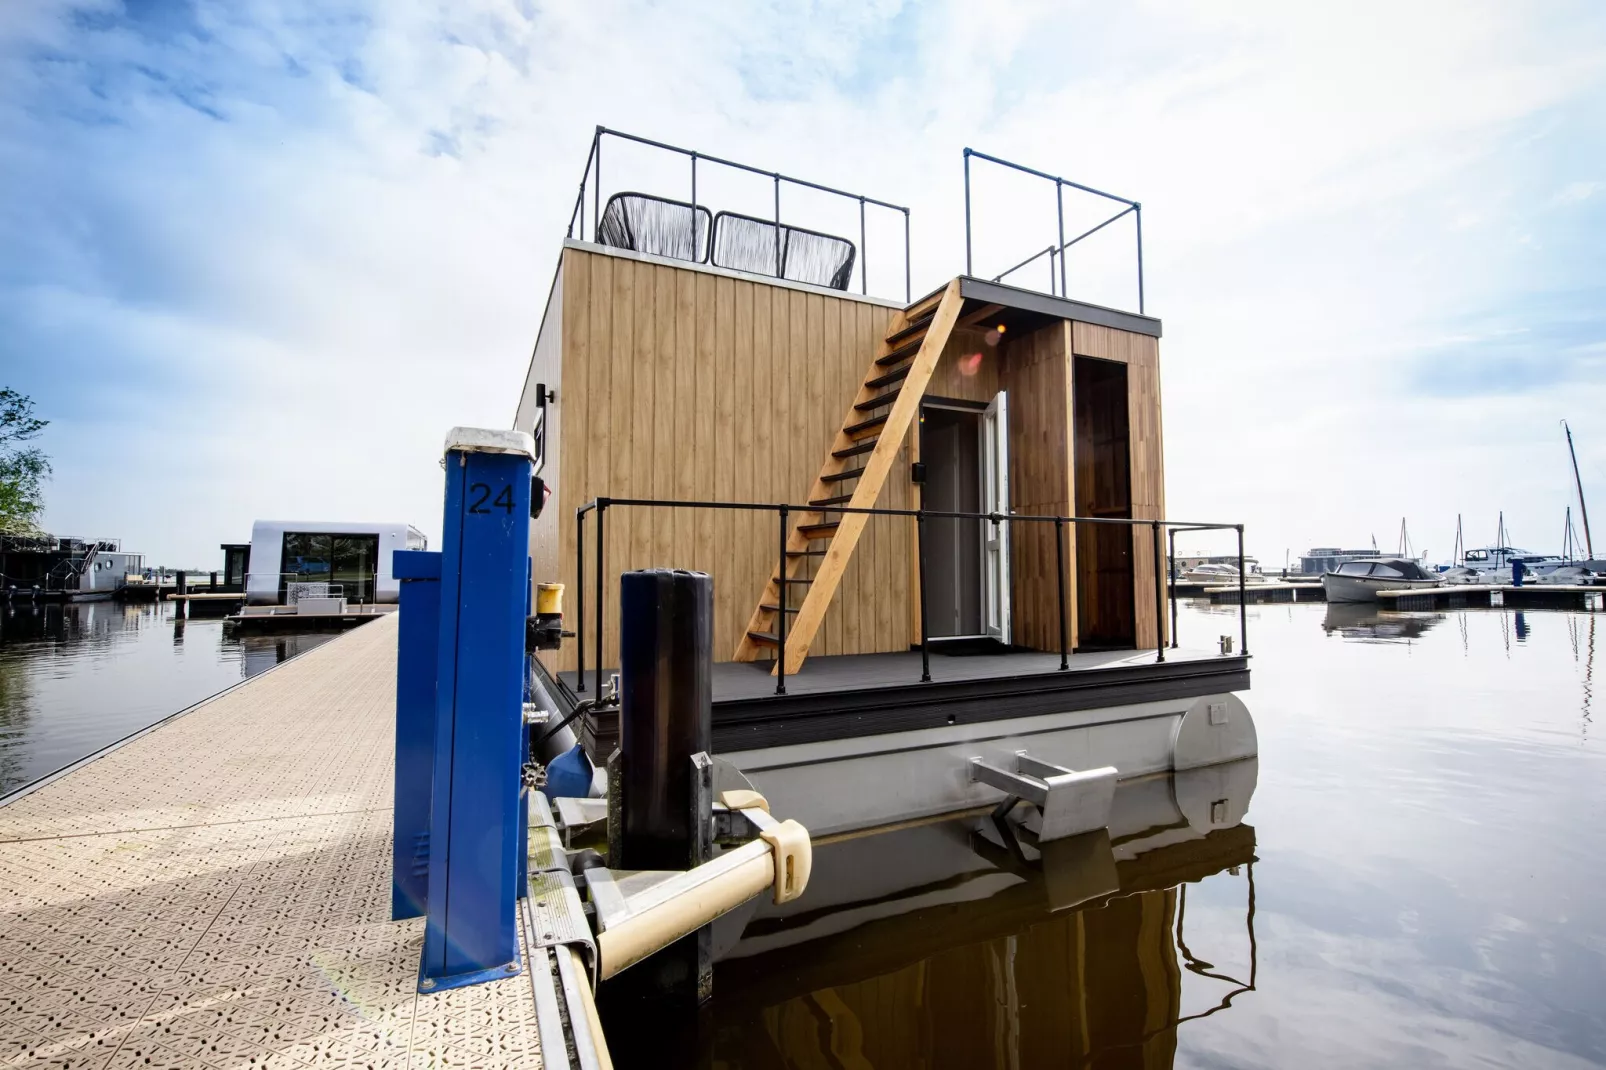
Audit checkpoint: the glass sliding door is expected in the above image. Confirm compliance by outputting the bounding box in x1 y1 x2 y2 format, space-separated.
279 532 379 604
331 535 378 603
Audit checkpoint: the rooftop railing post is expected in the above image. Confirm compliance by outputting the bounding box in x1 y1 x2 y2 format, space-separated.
576 507 586 691
903 208 911 303
1055 518 1069 671
776 504 788 696
595 500 606 698
1168 526 1179 649
1236 524 1249 657
690 152 698 258
1152 521 1165 663
1056 180 1067 299
593 128 602 243
963 150 973 276
1135 203 1145 314
917 510 931 683
773 174 782 280
859 197 867 296
1048 248 1057 296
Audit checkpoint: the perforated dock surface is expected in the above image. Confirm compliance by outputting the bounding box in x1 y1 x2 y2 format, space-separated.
0 614 544 1070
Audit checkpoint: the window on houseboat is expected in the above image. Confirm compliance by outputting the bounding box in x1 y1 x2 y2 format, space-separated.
1336 561 1373 576
1370 563 1404 578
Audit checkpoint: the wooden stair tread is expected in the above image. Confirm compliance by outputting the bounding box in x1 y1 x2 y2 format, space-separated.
885 313 935 348
747 631 781 646
797 522 841 538
760 604 801 614
854 388 902 412
785 549 828 558
772 576 813 585
809 494 853 507
820 467 866 484
876 339 922 366
865 365 911 390
844 413 889 437
833 437 879 459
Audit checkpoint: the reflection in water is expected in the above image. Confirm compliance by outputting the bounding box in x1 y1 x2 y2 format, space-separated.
1321 602 1444 642
606 762 1260 1068
0 600 339 795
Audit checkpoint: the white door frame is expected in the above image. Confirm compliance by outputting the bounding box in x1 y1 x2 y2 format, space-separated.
980 391 1012 643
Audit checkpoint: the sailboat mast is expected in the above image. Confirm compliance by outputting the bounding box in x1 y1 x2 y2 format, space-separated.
1563 420 1594 559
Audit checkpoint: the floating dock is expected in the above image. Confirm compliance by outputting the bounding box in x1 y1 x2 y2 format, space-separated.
1205 582 1326 604
0 614 548 1070
225 604 398 631
1378 584 1605 611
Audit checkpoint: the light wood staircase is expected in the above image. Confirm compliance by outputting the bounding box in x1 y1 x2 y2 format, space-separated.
734 279 964 674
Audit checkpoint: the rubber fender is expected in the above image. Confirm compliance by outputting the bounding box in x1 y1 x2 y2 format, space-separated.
759 819 812 905
543 743 595 800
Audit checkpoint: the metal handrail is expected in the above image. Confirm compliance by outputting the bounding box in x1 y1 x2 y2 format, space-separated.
566 126 913 302
963 147 1146 314
572 496 1248 699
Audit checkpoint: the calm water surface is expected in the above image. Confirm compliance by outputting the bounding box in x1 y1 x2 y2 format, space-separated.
0 599 338 795
666 601 1604 1069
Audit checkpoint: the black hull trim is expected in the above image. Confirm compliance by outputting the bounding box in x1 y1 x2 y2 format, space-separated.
538 655 1250 757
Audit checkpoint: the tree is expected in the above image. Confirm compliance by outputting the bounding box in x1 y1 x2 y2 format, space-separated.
0 389 50 535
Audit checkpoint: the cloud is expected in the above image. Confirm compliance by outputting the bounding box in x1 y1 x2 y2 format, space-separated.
1 0 1605 566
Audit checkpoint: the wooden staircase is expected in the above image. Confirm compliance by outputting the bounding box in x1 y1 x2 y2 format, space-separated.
734 279 964 674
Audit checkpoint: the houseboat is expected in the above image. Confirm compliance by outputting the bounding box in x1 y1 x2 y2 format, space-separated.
242 520 426 605
516 129 1256 840
0 533 144 601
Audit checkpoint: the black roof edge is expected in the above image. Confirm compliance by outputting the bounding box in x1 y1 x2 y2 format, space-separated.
959 276 1162 338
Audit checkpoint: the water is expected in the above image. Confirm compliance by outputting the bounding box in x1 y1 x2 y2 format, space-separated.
0 599 339 796
680 601 1604 1069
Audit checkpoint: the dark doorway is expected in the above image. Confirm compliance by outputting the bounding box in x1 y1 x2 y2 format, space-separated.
1073 357 1135 648
920 404 983 638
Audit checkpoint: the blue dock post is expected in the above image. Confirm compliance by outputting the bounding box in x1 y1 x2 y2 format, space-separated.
419 428 536 992
391 547 441 921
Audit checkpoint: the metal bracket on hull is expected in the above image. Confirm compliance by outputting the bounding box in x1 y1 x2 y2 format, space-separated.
967 751 1117 842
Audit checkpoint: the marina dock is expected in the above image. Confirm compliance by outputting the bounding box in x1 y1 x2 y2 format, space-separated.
0 614 546 1070
1378 584 1605 611
1204 582 1327 604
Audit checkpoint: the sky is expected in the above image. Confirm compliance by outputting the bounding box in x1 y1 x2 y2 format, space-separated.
2 0 1605 569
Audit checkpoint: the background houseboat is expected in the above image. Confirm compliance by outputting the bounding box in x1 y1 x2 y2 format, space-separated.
0 533 143 601
243 520 426 605
516 129 1256 838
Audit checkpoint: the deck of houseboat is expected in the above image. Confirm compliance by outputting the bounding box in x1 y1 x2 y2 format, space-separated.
555 643 1250 753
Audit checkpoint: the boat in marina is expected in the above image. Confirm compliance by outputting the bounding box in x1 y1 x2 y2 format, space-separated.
1180 562 1265 585
1320 557 1441 603
517 129 1257 841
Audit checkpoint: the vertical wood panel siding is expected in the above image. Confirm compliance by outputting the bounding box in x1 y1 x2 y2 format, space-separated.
1072 322 1166 649
550 249 907 672
1002 321 1076 653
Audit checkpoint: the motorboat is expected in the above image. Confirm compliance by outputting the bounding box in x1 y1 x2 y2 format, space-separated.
1180 562 1265 585
1320 557 1441 603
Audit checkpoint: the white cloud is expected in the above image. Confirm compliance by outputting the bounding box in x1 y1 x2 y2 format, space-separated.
2 0 1605 565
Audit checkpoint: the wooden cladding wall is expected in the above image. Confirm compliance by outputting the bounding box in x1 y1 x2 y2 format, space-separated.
1001 322 1075 653
1073 323 1166 649
545 247 913 674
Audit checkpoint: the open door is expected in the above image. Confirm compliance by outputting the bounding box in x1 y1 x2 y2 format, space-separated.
981 391 1012 643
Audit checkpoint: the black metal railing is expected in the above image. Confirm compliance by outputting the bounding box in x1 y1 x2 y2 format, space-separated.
566 126 913 303
572 497 1247 699
963 148 1146 314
